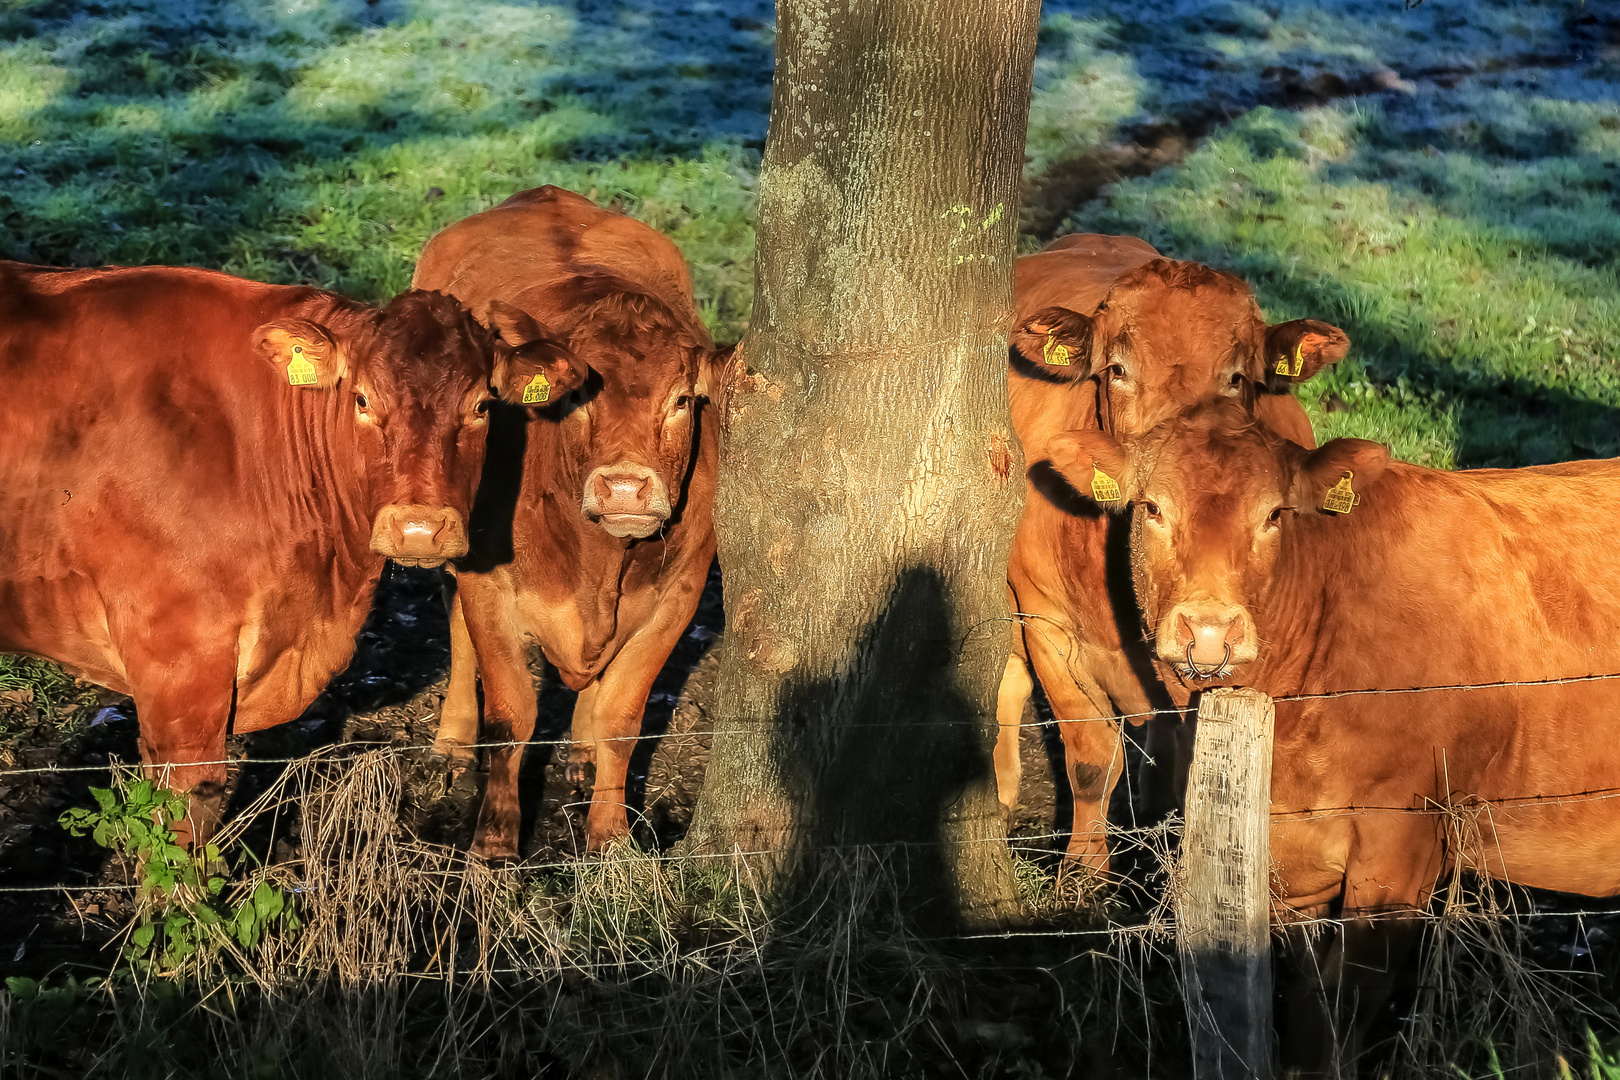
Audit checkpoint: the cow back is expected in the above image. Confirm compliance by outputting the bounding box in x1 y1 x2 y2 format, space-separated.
1013 233 1160 325
412 186 698 332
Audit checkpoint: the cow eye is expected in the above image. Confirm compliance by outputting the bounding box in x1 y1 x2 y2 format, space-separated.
1228 372 1244 389
1106 363 1126 380
672 395 693 412
355 393 370 412
1141 501 1162 519
1266 506 1290 527
475 397 497 415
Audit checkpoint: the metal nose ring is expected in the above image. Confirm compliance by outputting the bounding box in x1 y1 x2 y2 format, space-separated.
1184 640 1234 681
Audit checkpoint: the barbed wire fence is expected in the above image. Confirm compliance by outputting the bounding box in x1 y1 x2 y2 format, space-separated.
1 673 1618 1077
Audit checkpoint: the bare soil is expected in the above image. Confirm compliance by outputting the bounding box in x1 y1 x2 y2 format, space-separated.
0 558 1073 977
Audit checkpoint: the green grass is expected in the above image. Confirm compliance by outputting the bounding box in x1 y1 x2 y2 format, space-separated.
0 0 764 337
0 654 101 760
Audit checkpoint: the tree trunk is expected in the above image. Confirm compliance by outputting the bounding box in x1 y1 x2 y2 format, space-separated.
682 0 1040 926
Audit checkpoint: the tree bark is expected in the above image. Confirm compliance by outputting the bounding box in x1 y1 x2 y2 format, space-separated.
682 0 1040 926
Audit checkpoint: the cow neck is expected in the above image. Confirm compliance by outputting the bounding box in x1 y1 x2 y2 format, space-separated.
1244 490 1394 706
250 355 381 605
524 422 638 671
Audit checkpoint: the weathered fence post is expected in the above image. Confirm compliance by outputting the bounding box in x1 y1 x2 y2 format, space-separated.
1176 687 1276 1080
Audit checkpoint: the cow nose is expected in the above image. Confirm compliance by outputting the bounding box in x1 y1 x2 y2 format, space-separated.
370 505 468 567
596 472 651 509
1164 602 1253 670
580 461 673 539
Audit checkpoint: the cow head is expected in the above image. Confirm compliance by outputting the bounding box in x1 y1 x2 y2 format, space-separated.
1041 402 1389 682
542 278 730 541
255 290 586 567
1010 258 1350 439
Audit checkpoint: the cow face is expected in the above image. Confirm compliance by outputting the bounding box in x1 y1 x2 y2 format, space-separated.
548 284 729 540
1043 404 1388 681
1010 258 1350 439
255 290 585 567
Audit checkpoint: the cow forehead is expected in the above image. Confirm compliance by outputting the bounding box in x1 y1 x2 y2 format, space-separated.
1102 266 1264 363
1151 413 1287 508
573 331 699 398
353 292 494 394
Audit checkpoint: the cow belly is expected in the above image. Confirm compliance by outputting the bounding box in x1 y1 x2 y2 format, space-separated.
1479 809 1620 897
0 574 128 692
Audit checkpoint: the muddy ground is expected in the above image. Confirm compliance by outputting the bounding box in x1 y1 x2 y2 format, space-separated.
0 558 1080 977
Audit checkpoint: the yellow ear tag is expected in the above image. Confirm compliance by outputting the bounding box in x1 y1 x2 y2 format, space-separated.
1042 334 1071 367
1322 471 1359 514
286 345 318 386
521 372 551 405
1091 466 1121 502
1275 340 1305 378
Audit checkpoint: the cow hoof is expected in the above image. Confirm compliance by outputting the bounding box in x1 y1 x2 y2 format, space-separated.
469 835 518 861
1059 846 1111 883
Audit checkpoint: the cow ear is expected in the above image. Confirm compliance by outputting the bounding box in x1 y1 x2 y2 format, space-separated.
493 336 588 409
475 299 547 348
473 300 589 408
694 342 740 410
1290 438 1389 514
1263 319 1349 389
1044 428 1133 510
1011 306 1096 379
256 319 345 390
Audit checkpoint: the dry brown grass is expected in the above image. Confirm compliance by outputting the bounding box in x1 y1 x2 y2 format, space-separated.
5 750 1615 1079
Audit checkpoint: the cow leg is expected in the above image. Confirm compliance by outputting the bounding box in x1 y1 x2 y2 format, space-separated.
1282 911 1423 1077
1022 621 1119 873
126 646 238 851
462 598 539 860
994 651 1034 829
1281 834 1437 1076
1138 711 1193 823
993 584 1034 828
576 627 683 852
434 585 479 765
566 681 603 787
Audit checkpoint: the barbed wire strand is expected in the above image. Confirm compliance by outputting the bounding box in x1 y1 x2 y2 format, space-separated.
8 664 1620 780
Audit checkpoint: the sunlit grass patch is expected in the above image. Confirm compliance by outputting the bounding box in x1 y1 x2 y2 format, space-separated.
1024 15 1144 177
0 0 765 335
0 655 103 765
0 42 72 144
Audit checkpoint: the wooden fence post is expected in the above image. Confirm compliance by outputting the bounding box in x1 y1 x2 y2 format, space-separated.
1176 687 1276 1080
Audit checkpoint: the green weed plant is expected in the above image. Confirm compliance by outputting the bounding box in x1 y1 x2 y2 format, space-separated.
58 772 300 973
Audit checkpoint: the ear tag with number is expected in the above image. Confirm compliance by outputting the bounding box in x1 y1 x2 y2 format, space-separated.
1042 334 1071 367
1275 340 1305 378
286 345 318 386
1322 471 1359 514
1091 466 1121 502
521 372 551 405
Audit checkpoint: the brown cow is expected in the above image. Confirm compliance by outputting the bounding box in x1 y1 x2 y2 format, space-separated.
1048 401 1620 1069
997 234 1349 869
413 186 729 857
0 260 584 844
